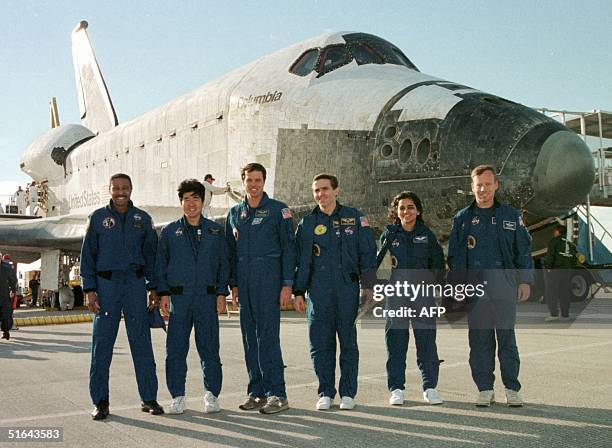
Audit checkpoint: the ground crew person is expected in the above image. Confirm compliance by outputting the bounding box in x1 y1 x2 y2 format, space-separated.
156 179 229 414
81 173 163 420
226 163 295 414
293 174 377 411
202 174 230 218
0 253 17 340
544 224 575 321
448 165 533 407
377 191 445 406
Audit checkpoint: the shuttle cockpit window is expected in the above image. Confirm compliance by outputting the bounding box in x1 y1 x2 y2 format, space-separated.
289 32 418 78
289 48 320 76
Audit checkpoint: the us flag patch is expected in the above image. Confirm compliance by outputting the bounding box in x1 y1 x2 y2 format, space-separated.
360 216 369 227
281 208 292 219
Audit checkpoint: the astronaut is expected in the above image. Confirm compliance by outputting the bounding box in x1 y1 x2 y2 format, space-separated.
225 163 296 414
81 173 163 420
447 165 533 407
156 179 229 414
293 174 377 411
377 191 445 406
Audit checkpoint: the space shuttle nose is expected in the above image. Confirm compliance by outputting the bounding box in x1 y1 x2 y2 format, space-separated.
530 130 595 215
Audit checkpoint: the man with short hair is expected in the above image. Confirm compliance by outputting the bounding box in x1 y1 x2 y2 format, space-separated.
293 174 377 411
156 179 229 414
226 163 296 414
202 174 230 218
0 253 17 340
81 173 164 420
448 165 533 407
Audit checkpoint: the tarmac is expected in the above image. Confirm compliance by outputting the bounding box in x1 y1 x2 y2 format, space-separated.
1 295 611 448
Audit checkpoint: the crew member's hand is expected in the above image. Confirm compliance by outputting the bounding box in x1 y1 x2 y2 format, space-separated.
361 288 374 304
147 290 159 310
294 295 306 313
160 296 170 317
231 287 239 308
216 295 227 315
280 285 292 308
86 291 100 314
517 283 530 302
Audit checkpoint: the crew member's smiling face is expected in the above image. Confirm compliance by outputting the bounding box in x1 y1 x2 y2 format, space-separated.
181 192 203 220
110 178 132 208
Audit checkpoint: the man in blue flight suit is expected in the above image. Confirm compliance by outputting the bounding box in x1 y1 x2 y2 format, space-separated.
448 165 533 407
156 179 229 414
226 163 296 414
293 174 377 411
81 173 163 420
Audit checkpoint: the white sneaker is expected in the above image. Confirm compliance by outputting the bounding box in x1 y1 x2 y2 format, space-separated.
389 389 405 406
423 388 444 405
475 390 495 407
167 395 186 414
204 391 221 413
505 389 523 407
339 396 355 410
316 396 333 410
544 315 559 322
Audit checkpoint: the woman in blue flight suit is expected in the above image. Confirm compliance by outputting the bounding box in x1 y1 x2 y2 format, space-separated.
377 191 445 406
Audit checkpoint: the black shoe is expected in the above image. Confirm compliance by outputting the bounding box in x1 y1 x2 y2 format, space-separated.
1 331 9 340
141 400 164 415
91 400 109 420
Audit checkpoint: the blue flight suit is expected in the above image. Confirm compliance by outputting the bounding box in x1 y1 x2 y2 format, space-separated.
294 203 377 399
377 220 445 392
447 200 533 392
156 216 229 398
226 193 296 399
0 261 17 334
80 200 159 405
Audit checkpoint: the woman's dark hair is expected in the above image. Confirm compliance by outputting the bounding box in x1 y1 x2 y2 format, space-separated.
387 191 423 224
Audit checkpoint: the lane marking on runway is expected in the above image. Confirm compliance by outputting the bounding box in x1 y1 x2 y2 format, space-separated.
1 340 611 425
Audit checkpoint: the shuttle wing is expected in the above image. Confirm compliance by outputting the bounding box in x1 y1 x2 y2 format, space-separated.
0 215 87 262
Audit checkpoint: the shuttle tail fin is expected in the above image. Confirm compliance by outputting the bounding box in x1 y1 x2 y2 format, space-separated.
71 20 118 134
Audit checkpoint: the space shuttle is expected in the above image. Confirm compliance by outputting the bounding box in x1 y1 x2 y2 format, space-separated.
0 21 595 272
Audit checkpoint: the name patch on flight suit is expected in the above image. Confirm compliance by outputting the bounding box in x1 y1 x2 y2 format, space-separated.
252 217 264 225
208 227 220 235
102 217 115 229
341 218 356 226
413 235 428 243
133 214 143 229
503 220 516 231
255 209 269 217
314 224 327 235
313 243 321 256
467 235 476 249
